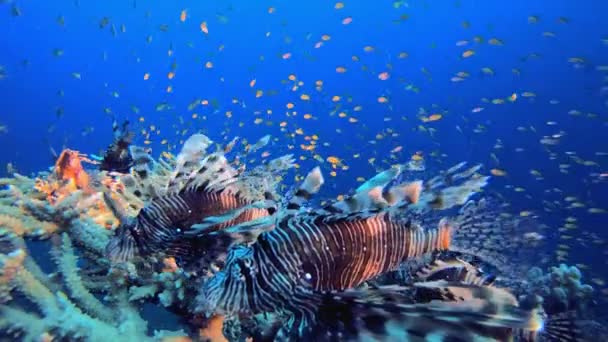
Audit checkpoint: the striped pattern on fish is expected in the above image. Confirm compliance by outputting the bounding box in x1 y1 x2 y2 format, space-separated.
198 214 452 326
136 192 268 250
107 189 271 262
263 213 452 292
196 164 545 339
105 134 293 264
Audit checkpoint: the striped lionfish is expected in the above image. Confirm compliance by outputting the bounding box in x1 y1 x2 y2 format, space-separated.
194 163 552 341
100 119 135 173
105 134 294 269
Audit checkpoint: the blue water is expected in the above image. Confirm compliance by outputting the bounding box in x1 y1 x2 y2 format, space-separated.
1 0 608 315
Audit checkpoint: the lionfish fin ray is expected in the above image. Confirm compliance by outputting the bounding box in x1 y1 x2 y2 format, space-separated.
306 284 541 341
412 163 489 211
285 167 324 213
166 134 215 193
535 311 583 342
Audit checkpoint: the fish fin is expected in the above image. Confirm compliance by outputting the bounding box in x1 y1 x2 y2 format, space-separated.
106 222 139 262
232 154 295 202
162 234 236 271
189 201 276 236
449 197 541 273
166 134 214 193
305 284 541 341
385 180 423 205
413 162 489 211
415 258 496 286
117 145 166 201
189 154 239 192
285 167 324 212
319 180 423 222
532 311 583 342
354 165 402 194
129 145 155 178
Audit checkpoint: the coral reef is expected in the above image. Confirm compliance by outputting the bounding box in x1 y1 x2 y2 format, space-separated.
0 137 295 341
524 263 594 315
0 141 603 341
0 150 191 341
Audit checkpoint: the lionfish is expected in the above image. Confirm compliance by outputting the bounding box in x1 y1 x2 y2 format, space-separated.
194 163 551 341
100 119 135 173
105 134 294 268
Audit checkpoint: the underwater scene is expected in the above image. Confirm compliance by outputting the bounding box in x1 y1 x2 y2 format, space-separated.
0 0 607 341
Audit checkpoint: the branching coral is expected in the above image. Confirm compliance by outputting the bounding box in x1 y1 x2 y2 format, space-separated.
0 149 192 341
0 233 154 341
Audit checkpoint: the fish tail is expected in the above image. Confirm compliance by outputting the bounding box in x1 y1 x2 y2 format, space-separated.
449 197 541 273
286 166 324 211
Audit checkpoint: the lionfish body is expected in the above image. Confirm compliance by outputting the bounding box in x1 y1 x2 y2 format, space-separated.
198 164 543 340
100 119 135 173
106 134 294 264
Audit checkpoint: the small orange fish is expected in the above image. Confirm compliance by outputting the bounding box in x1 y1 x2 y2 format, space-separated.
200 21 209 34
490 169 507 176
462 50 475 58
378 72 390 80
428 114 442 121
180 9 187 22
411 154 423 161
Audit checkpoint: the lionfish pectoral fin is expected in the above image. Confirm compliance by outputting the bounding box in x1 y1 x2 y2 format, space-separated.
286 166 324 213
450 197 536 273
106 224 140 263
355 165 402 194
274 312 312 342
415 258 496 286
532 311 583 342
190 216 276 257
306 284 541 342
189 200 276 235
163 235 234 271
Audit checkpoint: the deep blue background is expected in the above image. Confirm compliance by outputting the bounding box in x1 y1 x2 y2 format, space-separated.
1 0 607 300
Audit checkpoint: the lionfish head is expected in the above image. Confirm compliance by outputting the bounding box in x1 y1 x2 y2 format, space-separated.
196 245 255 316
